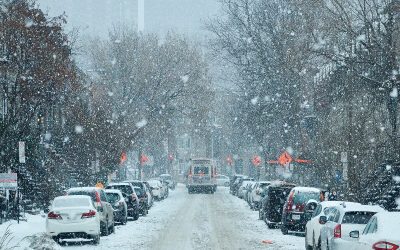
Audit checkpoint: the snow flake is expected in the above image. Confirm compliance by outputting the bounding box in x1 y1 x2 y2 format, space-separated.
136 119 147 128
75 125 84 134
114 39 121 44
111 58 117 66
44 132 51 141
393 176 400 183
386 165 392 171
108 91 114 97
286 147 294 155
251 96 259 105
390 87 398 98
181 75 189 83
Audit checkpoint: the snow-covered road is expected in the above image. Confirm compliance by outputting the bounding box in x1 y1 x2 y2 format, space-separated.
0 184 304 249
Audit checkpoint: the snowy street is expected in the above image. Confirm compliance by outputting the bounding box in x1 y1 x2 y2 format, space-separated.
1 184 303 250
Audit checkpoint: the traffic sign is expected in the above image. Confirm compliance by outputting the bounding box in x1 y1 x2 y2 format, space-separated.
252 155 262 166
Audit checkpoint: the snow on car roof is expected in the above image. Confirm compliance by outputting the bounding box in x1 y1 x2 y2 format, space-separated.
67 187 102 192
54 195 91 201
320 201 359 208
333 203 384 212
104 189 123 194
160 174 171 177
108 182 131 186
292 187 320 193
269 180 296 187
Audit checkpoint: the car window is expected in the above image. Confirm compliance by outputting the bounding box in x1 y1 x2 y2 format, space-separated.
293 192 320 205
100 190 108 202
342 211 376 224
193 166 210 174
328 208 337 221
363 217 378 234
106 193 120 204
312 204 322 218
107 185 133 195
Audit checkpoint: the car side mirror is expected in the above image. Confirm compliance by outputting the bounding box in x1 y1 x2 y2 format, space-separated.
349 230 359 239
319 215 327 225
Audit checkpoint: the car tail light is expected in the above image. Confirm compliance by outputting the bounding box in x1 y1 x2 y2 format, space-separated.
286 191 294 212
295 203 305 212
48 211 62 220
333 224 341 238
373 241 399 250
81 210 96 219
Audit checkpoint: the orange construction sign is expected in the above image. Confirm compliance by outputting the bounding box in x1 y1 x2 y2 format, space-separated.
267 151 311 166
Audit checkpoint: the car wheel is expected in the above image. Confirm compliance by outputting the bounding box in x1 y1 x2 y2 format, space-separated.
281 224 288 235
267 222 274 229
52 236 59 243
92 234 100 245
101 220 109 236
110 220 115 234
133 211 139 221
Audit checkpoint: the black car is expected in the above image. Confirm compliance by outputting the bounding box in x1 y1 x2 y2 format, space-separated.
124 180 152 209
259 182 296 229
133 186 148 216
105 183 140 221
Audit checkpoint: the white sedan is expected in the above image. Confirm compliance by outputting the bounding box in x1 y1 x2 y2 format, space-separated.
46 195 101 244
147 179 163 200
305 201 356 250
349 211 400 250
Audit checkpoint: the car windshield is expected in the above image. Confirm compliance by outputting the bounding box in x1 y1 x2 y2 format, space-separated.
342 211 376 224
134 188 143 196
53 197 91 208
107 185 132 195
106 193 120 204
193 166 209 175
293 192 320 205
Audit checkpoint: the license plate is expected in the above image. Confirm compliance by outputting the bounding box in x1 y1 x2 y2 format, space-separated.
292 214 301 220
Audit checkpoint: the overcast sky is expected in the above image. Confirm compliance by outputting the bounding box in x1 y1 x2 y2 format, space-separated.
37 0 221 41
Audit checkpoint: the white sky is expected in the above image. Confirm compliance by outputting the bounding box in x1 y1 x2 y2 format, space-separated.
36 0 221 40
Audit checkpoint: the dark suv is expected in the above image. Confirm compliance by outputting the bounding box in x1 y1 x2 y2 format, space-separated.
259 182 296 228
281 186 321 234
106 183 140 221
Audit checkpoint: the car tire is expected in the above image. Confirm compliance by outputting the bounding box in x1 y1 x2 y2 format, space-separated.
133 211 139 221
52 236 59 243
101 220 109 236
110 220 115 234
281 224 288 235
267 222 274 229
92 234 100 245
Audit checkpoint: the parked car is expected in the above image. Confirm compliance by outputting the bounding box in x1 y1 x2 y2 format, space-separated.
348 211 400 250
147 179 164 200
305 201 359 250
234 177 254 197
158 179 169 198
105 183 140 221
104 189 128 225
249 181 271 210
319 203 384 250
238 180 254 199
216 174 230 186
244 182 256 203
47 195 101 244
66 187 114 236
230 174 245 194
124 180 153 208
143 181 155 206
259 181 296 228
160 174 176 190
133 187 148 216
281 186 321 234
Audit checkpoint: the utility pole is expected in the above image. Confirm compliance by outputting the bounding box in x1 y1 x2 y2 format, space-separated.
138 0 144 32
